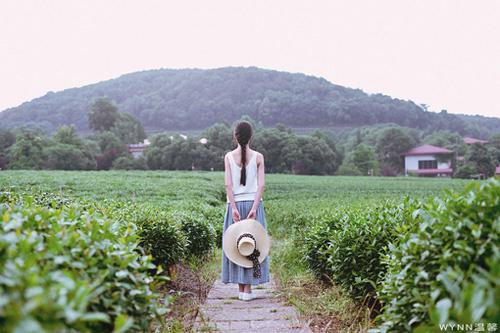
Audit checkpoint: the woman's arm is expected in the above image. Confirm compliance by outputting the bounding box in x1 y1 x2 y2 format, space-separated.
224 153 241 222
247 153 265 219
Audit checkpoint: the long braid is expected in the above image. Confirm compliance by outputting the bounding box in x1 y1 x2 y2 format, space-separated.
240 144 247 186
234 121 253 186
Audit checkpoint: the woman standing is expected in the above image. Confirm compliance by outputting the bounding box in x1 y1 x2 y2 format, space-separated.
221 121 270 301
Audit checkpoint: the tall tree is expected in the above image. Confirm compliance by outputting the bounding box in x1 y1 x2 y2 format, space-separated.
351 144 379 175
88 97 119 132
7 131 47 169
376 127 418 175
111 112 147 144
54 125 83 146
466 143 495 177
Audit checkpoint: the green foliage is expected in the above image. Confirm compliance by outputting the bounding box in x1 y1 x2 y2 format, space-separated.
93 131 127 170
112 156 148 170
54 124 83 146
45 143 96 170
376 179 500 332
175 210 217 257
113 205 188 269
146 123 342 174
465 142 496 177
303 200 422 299
302 212 350 280
0 198 168 333
454 163 476 179
336 160 363 176
88 97 119 132
0 129 16 152
7 130 48 169
338 143 378 176
415 253 500 332
1 67 495 137
376 127 418 175
111 112 147 144
423 130 466 156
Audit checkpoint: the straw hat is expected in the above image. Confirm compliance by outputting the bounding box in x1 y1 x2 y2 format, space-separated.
223 219 270 269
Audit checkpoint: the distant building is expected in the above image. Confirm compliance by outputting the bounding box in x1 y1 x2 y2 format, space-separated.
403 144 453 177
128 139 150 159
463 137 488 145
496 165 500 176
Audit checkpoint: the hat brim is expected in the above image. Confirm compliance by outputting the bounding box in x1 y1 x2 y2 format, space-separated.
223 219 270 268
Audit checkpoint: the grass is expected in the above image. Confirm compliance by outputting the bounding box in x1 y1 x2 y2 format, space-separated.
271 238 372 332
161 249 222 333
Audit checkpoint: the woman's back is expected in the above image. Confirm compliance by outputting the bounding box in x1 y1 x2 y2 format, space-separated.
227 149 258 202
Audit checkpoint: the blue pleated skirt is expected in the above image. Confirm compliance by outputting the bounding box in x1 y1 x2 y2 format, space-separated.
221 200 270 285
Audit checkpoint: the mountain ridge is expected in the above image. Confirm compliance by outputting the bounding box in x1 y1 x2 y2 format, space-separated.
1 66 498 138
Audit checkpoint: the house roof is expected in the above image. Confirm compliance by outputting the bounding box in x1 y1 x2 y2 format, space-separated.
408 168 453 175
403 144 453 156
464 137 488 144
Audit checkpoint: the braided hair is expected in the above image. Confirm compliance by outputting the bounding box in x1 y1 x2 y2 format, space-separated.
234 121 253 186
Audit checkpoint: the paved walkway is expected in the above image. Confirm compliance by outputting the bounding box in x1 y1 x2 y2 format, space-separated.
193 273 312 333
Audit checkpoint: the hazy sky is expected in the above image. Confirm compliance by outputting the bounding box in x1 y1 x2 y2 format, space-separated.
1 0 499 117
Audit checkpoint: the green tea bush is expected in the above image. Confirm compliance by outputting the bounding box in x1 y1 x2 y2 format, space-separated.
0 198 168 333
301 211 351 280
376 179 500 332
323 200 422 299
173 210 217 257
415 251 500 332
198 204 224 248
133 207 188 269
303 199 422 300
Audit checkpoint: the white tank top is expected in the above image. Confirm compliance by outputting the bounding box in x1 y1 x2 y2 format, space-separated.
227 150 260 202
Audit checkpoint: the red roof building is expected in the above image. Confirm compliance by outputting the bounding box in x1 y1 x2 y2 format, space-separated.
403 145 453 177
403 144 453 156
464 137 488 145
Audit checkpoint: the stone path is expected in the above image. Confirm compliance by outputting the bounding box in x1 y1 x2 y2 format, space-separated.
193 273 312 332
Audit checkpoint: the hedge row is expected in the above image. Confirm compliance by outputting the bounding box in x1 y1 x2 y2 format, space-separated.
299 179 499 331
0 190 226 332
101 201 224 268
0 197 168 333
377 179 499 332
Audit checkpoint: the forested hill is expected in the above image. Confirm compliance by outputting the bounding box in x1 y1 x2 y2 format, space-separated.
0 67 498 137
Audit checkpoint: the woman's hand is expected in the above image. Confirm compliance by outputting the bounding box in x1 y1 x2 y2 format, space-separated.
247 208 257 220
232 208 241 223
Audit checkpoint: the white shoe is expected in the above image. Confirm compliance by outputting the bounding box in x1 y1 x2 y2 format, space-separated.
241 292 256 301
238 292 243 300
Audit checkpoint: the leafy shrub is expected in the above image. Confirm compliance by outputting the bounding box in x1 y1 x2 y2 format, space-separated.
197 204 224 248
0 198 168 333
173 210 217 257
132 206 188 269
327 201 421 299
414 251 500 332
454 163 476 179
306 199 422 299
302 211 351 280
376 179 500 332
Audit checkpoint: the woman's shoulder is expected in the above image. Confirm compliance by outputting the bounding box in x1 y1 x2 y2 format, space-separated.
225 149 238 159
251 149 264 161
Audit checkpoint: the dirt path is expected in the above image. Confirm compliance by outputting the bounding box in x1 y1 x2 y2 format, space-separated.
193 273 312 332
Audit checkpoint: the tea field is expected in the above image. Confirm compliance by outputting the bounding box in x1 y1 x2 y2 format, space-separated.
0 171 498 332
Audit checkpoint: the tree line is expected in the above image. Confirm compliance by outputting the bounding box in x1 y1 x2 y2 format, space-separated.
0 97 499 177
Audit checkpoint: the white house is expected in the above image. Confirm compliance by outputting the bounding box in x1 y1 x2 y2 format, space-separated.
403 144 453 177
128 139 151 159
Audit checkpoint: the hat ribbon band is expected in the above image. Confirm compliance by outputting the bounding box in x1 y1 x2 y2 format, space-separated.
236 233 261 278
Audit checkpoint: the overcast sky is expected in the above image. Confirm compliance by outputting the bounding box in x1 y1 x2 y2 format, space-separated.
1 0 499 117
